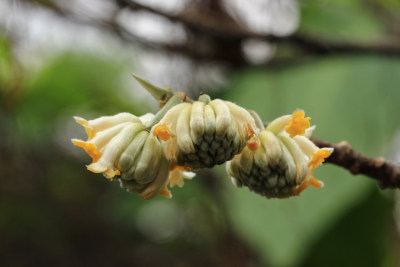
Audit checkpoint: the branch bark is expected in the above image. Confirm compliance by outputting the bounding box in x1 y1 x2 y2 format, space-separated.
120 0 400 57
20 0 400 66
312 138 400 189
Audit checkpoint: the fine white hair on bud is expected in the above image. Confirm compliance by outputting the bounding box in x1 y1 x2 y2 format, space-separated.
176 105 195 154
226 110 333 198
190 101 205 141
209 99 231 137
152 95 259 169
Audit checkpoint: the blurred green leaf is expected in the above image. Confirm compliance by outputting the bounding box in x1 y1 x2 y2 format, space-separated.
219 55 400 266
299 188 394 267
14 52 146 150
21 52 138 119
300 0 387 41
0 36 13 88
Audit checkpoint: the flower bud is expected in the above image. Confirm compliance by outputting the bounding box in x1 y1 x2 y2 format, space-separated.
152 95 259 169
72 112 170 199
226 110 333 198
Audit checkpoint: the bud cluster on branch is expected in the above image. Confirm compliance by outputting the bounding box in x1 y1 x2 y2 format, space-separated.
72 75 333 199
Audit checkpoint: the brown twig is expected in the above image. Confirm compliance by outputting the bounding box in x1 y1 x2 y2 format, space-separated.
120 0 400 58
312 138 400 189
19 0 400 66
117 0 247 39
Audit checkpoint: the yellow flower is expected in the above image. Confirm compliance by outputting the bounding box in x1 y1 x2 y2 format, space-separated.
152 95 259 169
285 110 310 138
72 112 171 200
119 165 196 199
226 110 333 198
168 166 196 188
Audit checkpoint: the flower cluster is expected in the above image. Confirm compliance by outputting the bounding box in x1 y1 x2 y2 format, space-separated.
226 110 333 198
72 113 171 199
152 94 259 169
72 75 333 200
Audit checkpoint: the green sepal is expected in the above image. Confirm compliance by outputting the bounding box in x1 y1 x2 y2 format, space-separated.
132 73 173 103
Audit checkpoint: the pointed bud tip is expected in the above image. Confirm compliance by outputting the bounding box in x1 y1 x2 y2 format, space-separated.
131 73 172 102
73 116 87 126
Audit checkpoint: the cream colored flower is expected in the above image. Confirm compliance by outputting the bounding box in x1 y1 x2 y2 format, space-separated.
152 95 260 169
119 164 196 199
72 112 171 200
226 110 333 198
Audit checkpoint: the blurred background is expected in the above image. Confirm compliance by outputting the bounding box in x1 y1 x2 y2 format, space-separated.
1 0 400 266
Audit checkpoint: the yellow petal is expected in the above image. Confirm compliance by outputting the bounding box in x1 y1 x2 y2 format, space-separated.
87 162 120 178
308 148 333 170
292 177 324 196
105 169 120 178
168 167 192 188
86 162 107 173
309 177 324 188
285 110 311 138
73 117 95 140
292 180 310 196
159 184 172 198
72 139 102 162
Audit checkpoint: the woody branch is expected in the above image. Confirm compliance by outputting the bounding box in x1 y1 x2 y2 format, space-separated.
19 0 400 65
312 138 400 189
